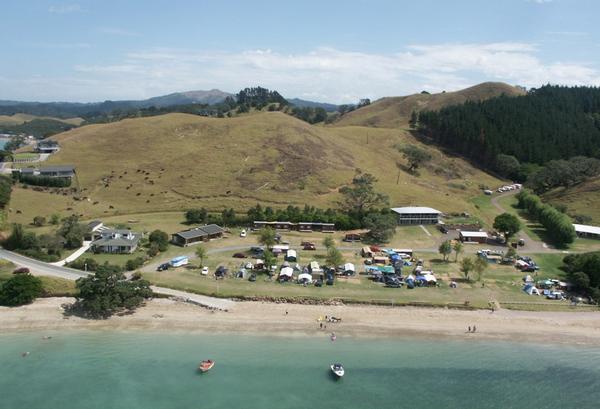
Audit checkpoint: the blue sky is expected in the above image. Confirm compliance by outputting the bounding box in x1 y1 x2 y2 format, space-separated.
2 0 600 103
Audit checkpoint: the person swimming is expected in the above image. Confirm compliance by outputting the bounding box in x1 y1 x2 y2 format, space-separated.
21 352 30 357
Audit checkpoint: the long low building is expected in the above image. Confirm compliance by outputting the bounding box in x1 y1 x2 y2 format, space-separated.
172 224 225 246
459 230 489 244
573 224 600 240
390 207 442 225
253 221 335 232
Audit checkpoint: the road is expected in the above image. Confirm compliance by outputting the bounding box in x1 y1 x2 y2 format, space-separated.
490 190 557 253
0 249 234 311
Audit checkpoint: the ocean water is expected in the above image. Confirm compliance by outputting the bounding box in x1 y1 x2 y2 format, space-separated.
1 331 599 409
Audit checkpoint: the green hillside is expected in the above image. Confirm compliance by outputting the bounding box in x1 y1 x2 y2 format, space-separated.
334 82 525 128
6 111 502 223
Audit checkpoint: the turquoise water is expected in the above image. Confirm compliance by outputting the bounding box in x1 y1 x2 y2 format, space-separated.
1 331 599 409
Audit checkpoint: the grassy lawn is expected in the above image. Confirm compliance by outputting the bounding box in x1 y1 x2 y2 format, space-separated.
12 153 40 161
470 194 496 227
142 247 578 311
0 260 77 297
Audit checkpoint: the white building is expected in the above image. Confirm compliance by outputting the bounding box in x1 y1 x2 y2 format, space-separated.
391 207 442 225
573 224 600 240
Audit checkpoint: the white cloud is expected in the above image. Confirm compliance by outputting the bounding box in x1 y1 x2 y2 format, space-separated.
48 3 83 14
5 43 600 102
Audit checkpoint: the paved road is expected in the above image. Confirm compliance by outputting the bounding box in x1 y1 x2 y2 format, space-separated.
0 249 234 311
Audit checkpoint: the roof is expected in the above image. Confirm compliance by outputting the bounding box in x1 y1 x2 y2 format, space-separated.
39 165 75 173
174 224 224 240
573 224 600 235
92 236 139 247
287 249 297 257
88 220 102 228
102 229 134 236
459 231 488 238
20 168 35 174
391 207 442 215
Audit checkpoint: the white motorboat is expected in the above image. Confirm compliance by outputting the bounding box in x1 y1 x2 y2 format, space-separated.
330 363 344 378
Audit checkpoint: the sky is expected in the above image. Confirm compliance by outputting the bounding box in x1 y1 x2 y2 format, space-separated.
2 0 600 103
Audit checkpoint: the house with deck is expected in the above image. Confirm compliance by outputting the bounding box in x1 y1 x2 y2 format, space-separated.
90 229 141 254
171 224 225 246
391 207 442 225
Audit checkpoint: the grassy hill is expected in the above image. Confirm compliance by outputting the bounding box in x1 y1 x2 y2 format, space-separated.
544 177 600 225
334 82 525 128
6 111 502 223
0 113 83 127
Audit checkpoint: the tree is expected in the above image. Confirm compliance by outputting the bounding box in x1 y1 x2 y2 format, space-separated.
3 224 25 250
58 215 87 249
453 241 463 262
495 154 521 179
0 175 12 208
258 227 276 250
339 172 389 214
50 214 61 225
221 208 236 226
363 212 397 243
71 266 152 318
460 257 475 281
506 246 517 259
438 240 452 261
262 250 276 273
493 213 522 243
148 230 169 251
185 208 207 224
399 144 432 173
195 245 207 267
325 247 343 267
409 111 418 129
323 236 335 250
33 216 46 227
474 257 488 282
0 273 43 306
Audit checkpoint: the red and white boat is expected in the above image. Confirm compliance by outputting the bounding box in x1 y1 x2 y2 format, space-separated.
198 359 215 373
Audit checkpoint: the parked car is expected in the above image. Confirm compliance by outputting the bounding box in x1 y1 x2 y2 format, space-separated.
201 266 209 275
233 252 247 258
240 229 247 237
438 225 448 234
13 267 30 274
157 263 170 271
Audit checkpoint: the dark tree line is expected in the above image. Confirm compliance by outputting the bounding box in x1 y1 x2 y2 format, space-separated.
563 252 600 303
418 85 600 167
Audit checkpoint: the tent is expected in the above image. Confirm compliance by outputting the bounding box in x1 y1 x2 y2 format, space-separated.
298 273 313 283
343 263 356 275
523 284 540 295
279 267 294 278
523 275 534 283
309 261 322 273
405 274 415 289
285 249 297 262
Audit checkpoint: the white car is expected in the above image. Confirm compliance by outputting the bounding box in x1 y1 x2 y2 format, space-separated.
201 266 209 275
240 230 247 238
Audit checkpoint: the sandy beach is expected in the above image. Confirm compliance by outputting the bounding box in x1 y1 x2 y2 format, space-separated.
1 297 600 346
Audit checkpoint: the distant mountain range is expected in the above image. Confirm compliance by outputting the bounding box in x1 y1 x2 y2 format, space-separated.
0 90 339 118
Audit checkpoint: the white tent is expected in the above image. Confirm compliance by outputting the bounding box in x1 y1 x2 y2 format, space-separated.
298 273 313 283
309 261 322 273
523 285 540 295
279 267 294 278
286 249 297 261
344 263 355 274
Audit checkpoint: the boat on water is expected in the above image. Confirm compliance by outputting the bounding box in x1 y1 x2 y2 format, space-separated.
198 360 215 373
330 363 345 378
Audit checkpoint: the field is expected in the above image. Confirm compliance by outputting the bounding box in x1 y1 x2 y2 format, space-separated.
544 176 600 225
0 113 83 126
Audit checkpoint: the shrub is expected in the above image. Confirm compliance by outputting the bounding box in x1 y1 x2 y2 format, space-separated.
0 273 43 306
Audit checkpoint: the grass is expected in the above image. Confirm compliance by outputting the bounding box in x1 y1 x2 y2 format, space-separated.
334 82 525 128
12 153 40 160
0 113 83 126
1 111 501 227
544 176 600 225
0 260 77 297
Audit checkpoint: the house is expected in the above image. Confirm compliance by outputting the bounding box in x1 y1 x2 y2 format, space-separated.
20 165 75 178
253 221 335 232
171 224 225 246
459 231 488 244
390 207 442 225
573 224 600 240
343 229 369 242
36 140 60 154
90 229 140 254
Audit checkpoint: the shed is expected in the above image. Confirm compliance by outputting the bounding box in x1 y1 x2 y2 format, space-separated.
459 231 488 244
361 246 373 258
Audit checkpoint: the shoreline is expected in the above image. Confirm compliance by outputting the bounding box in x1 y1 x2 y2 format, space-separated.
1 297 600 346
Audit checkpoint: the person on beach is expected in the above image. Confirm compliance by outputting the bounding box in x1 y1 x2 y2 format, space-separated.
468 326 471 333
473 325 477 333
320 322 323 329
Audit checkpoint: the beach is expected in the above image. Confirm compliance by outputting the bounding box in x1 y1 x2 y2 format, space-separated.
2 297 600 345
